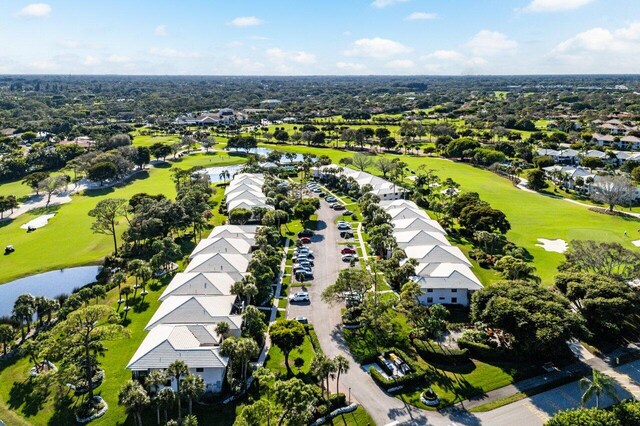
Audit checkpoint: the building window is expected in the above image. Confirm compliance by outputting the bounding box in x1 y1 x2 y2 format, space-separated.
426 289 433 293
427 297 433 303
451 289 457 293
439 297 445 300
451 297 458 304
196 368 204 373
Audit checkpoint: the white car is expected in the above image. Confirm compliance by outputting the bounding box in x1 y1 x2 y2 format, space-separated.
337 223 352 230
341 254 358 262
289 292 310 302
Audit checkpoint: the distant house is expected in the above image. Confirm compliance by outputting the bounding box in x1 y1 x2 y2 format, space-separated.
126 324 230 393
227 198 273 212
175 109 248 126
144 295 242 330
312 166 407 200
60 136 95 149
159 272 243 301
620 136 640 151
411 263 483 306
386 206 430 221
208 225 257 241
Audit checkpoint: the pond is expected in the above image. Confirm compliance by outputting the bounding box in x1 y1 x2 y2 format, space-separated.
202 164 245 183
0 266 102 317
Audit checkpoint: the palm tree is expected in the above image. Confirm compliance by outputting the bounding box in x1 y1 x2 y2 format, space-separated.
215 321 230 343
121 287 133 319
580 369 618 408
334 355 350 395
183 414 199 426
146 370 167 425
157 387 175 424
118 380 150 426
167 359 190 421
112 271 127 299
180 374 205 415
0 324 15 356
12 294 35 341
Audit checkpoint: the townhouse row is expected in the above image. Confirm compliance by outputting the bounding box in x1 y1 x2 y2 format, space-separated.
126 174 267 393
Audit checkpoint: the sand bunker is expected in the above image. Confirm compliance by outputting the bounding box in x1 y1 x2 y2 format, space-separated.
536 238 568 253
633 240 640 247
20 214 56 230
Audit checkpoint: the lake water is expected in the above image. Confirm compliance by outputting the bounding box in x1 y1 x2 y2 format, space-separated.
0 266 102 317
226 147 306 163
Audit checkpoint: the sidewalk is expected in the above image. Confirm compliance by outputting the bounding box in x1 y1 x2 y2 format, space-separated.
457 362 591 410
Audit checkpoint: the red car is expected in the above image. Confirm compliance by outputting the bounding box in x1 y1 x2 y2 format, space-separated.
341 247 356 255
299 237 312 244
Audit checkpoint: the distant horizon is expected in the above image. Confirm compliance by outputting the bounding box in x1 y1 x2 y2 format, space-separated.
2 73 640 78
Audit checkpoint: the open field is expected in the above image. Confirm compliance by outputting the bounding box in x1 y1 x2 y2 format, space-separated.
0 152 243 284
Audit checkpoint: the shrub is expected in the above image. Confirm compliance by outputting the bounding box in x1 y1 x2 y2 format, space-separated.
457 339 512 362
304 325 323 355
369 366 425 391
412 339 469 365
328 393 347 410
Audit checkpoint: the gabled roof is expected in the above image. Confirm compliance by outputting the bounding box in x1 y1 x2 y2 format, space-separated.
386 206 430 220
537 148 560 156
126 324 229 371
592 133 616 142
412 263 483 290
190 237 253 258
208 225 258 239
159 272 244 301
145 295 242 330
185 253 250 274
394 230 450 247
380 200 421 211
227 198 273 212
225 183 263 195
585 149 606 158
404 245 470 266
391 217 445 234
226 189 267 203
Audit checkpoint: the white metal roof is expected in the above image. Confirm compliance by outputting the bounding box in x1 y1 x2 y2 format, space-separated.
412 263 483 290
394 230 451 247
126 324 229 371
145 295 242 330
159 272 243 301
190 237 253 258
404 245 470 266
391 217 445 234
185 253 250 274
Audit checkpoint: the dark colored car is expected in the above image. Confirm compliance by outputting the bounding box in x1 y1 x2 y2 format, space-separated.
340 231 354 239
333 204 346 211
299 237 312 244
297 229 314 238
341 247 357 255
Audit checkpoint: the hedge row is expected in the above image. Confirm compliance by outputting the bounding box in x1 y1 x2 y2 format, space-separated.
412 339 469 365
457 339 512 362
305 325 324 355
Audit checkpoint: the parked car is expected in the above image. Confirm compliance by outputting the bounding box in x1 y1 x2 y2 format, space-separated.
342 210 352 216
326 196 337 202
312 188 322 193
289 292 310 302
299 237 312 244
295 316 309 324
341 254 358 262
295 271 314 281
293 248 313 256
337 223 352 230
340 231 354 239
318 192 326 197
333 204 346 211
294 260 314 268
293 253 314 261
298 229 314 238
341 247 357 255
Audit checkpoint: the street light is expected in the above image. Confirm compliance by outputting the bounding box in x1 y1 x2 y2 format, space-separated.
348 387 351 405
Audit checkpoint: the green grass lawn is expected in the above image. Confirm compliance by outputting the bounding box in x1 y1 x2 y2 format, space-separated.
0 153 243 284
322 405 375 426
265 334 316 376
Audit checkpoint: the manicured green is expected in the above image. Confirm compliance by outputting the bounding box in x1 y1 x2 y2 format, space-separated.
0 152 243 284
265 334 316 376
322 405 375 425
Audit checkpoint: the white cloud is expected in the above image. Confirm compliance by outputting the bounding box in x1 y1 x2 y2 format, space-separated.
83 56 101 66
466 30 517 56
371 0 409 8
405 12 437 21
266 48 316 64
553 22 640 54
149 47 202 58
107 54 131 63
343 37 412 59
427 50 466 61
228 16 263 27
154 25 167 37
336 62 366 71
525 0 595 12
18 3 51 17
385 59 415 69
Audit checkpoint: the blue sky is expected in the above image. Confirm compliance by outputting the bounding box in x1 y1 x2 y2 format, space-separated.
1 0 639 75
